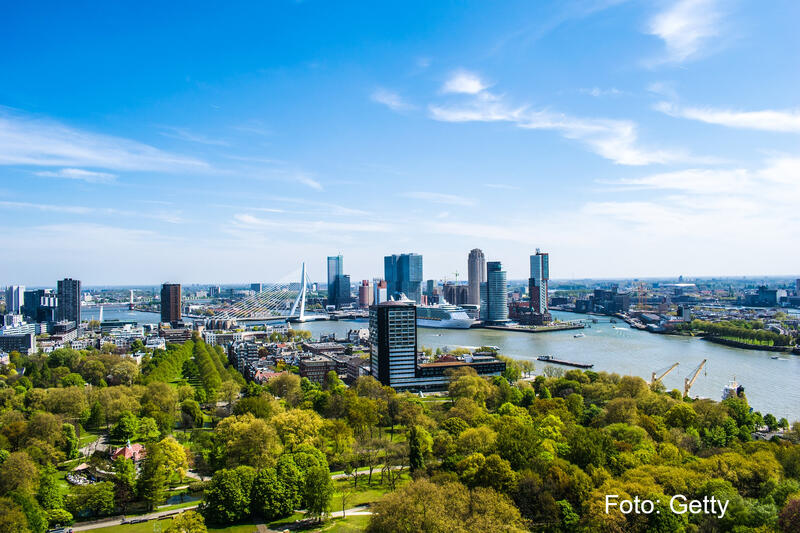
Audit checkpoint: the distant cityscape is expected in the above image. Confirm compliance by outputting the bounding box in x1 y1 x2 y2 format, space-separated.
2 248 800 393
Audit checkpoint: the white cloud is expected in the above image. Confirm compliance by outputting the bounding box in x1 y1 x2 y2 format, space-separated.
579 87 623 97
0 109 208 172
370 89 414 111
159 126 230 146
0 200 184 224
485 183 520 190
646 0 721 64
232 213 392 234
291 172 323 191
442 71 489 95
430 91 688 165
401 191 477 206
655 101 800 132
34 167 117 183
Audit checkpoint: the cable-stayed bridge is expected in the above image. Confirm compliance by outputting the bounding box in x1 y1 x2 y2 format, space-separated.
212 263 327 323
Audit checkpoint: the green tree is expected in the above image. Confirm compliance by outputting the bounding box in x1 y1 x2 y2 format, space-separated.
250 469 291 520
112 458 137 512
65 482 115 518
165 510 207 533
36 466 62 510
199 466 256 524
303 465 333 522
409 425 432 473
0 496 31 533
137 443 169 511
0 451 39 495
112 411 139 442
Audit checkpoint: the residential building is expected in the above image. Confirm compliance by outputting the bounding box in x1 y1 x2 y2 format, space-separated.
209 285 221 298
358 280 373 308
160 283 181 324
370 300 417 389
480 261 509 324
384 253 423 303
299 355 337 384
529 249 549 314
57 278 81 324
467 248 485 306
373 279 388 305
5 285 24 314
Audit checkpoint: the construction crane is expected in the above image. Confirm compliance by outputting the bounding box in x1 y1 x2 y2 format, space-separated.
651 362 679 384
684 359 707 397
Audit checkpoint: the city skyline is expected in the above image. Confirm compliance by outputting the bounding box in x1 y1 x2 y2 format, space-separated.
3 2 800 284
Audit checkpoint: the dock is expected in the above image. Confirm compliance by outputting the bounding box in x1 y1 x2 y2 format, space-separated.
536 355 594 369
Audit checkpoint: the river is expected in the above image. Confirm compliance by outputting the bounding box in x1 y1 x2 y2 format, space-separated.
300 311 800 423
80 308 799 422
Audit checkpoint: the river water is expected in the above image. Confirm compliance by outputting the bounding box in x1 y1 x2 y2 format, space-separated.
81 308 799 422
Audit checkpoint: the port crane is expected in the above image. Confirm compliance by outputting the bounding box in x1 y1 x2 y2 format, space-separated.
684 359 707 397
650 362 679 384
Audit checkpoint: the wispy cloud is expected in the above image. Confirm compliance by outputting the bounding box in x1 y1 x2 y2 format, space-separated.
485 183 520 190
579 87 624 97
0 200 184 223
34 167 117 184
0 109 208 172
429 82 689 165
655 101 800 133
441 70 489 95
646 0 722 64
371 88 415 111
232 213 391 234
401 191 477 206
159 126 230 146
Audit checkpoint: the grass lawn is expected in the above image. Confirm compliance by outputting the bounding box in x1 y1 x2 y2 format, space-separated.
90 520 266 533
331 473 409 508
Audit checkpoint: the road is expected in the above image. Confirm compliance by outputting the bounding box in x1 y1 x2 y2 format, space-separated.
71 505 199 531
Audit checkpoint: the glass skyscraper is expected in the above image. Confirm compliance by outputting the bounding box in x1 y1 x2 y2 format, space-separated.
529 249 550 314
384 253 423 303
57 278 81 324
480 261 509 324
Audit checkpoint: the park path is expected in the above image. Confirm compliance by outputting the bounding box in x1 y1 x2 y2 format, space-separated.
71 505 200 531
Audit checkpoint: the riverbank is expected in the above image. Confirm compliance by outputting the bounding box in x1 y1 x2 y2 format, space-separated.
703 336 794 352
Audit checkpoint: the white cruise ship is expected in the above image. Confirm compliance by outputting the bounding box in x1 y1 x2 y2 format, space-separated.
416 302 475 329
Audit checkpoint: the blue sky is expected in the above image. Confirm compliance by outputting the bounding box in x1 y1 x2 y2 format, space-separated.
2 0 799 285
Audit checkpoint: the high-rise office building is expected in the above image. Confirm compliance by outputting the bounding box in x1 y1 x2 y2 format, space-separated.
333 274 352 307
160 283 182 324
209 285 221 298
369 300 417 389
57 278 81 324
480 261 508 324
529 249 550 314
23 289 58 323
468 249 485 306
384 253 423 303
796 278 800 295
326 255 344 307
250 283 263 293
5 285 25 314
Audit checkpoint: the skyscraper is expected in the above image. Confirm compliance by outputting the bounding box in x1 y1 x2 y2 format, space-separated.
480 261 508 324
384 253 423 303
4 285 25 314
529 249 550 314
369 300 417 389
23 289 58 323
333 274 352 307
327 255 344 307
57 278 81 324
467 249 485 306
250 283 263 293
373 279 388 305
160 283 182 325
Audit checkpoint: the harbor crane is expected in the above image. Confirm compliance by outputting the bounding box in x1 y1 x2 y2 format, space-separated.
650 362 679 384
684 359 707 397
